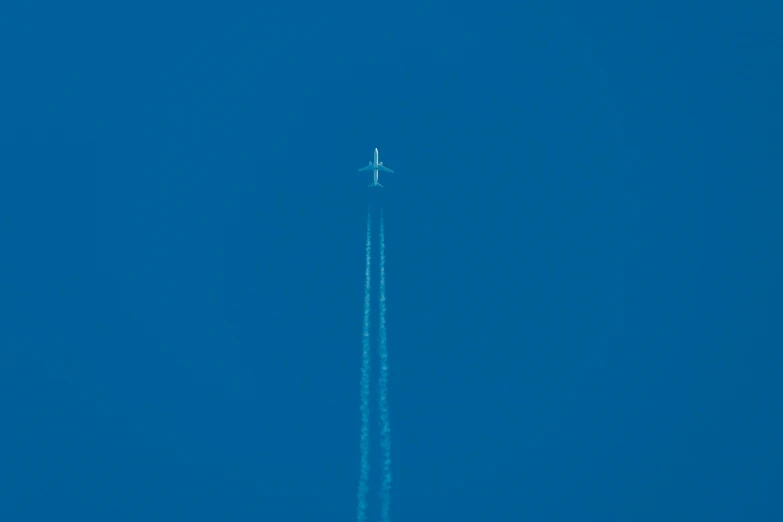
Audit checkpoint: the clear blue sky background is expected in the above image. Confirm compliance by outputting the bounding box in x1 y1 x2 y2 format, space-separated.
2 1 781 520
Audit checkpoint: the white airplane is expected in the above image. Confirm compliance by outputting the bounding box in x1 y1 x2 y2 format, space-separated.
358 148 394 187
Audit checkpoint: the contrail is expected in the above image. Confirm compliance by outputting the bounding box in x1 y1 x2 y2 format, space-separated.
378 209 392 522
357 209 372 522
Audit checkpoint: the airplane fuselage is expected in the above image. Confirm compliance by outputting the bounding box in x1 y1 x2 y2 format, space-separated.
372 148 380 185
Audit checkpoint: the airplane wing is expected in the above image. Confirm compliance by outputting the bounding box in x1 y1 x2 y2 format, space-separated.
378 165 394 173
358 165 373 172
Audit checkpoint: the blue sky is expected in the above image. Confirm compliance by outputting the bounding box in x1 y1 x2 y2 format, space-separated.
1 1 781 520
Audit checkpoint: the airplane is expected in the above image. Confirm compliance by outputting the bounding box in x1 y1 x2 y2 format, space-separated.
358 148 394 187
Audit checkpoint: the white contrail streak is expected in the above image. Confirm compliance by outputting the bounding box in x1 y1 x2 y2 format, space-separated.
378 209 392 522
357 209 372 522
